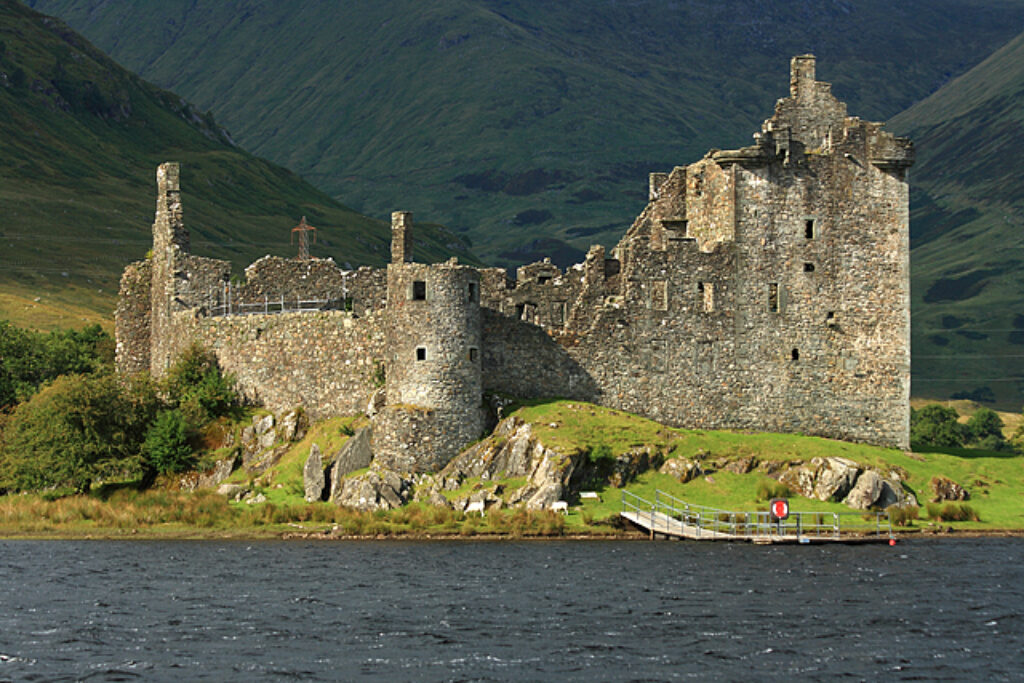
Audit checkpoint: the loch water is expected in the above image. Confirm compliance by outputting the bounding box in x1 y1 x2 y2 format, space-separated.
1 538 1022 681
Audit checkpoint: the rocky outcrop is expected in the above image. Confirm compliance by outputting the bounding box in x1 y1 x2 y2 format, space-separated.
841 470 912 510
179 457 235 491
428 416 583 511
610 448 663 487
930 476 969 502
333 468 412 510
239 410 307 474
659 457 702 483
303 444 325 502
779 457 859 501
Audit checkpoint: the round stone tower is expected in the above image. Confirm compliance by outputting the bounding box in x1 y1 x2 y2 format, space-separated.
372 212 483 472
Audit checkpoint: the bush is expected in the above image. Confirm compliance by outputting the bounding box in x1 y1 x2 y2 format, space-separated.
911 404 968 447
0 321 112 410
0 373 158 493
162 343 237 425
142 410 194 475
924 501 980 522
756 480 792 501
887 505 918 527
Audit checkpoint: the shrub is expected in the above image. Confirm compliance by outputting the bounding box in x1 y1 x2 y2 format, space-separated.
142 410 195 475
924 501 980 522
162 343 237 425
756 480 792 501
887 505 918 527
910 404 968 447
0 373 158 493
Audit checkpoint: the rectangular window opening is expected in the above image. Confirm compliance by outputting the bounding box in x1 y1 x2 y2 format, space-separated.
416 347 427 361
537 275 552 285
804 219 815 239
468 281 478 303
411 280 426 301
804 262 815 273
652 280 668 311
468 347 479 362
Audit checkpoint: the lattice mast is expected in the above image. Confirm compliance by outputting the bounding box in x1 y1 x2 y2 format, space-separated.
291 216 317 260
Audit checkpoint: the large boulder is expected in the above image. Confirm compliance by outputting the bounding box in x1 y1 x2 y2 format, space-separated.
438 417 582 509
842 470 911 510
659 457 702 483
179 457 235 491
303 444 325 502
930 476 969 502
331 427 374 479
779 457 859 501
333 468 411 510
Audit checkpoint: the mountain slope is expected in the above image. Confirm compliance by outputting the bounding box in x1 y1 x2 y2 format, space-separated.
888 30 1024 409
25 0 1024 266
0 0 476 328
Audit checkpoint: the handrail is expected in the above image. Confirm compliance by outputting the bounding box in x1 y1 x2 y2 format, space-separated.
621 489 892 542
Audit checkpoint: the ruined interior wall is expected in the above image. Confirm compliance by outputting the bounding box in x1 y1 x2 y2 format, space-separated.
171 309 385 419
114 259 152 375
236 258 386 316
480 308 598 400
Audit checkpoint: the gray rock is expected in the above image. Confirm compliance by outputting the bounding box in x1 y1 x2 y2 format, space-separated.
254 414 274 435
217 483 246 500
245 492 267 505
259 429 277 450
811 457 860 501
843 470 886 509
525 483 563 510
179 457 236 491
428 491 451 508
329 426 374 501
660 457 702 483
279 410 304 442
304 444 325 502
334 469 411 511
930 476 969 502
366 387 386 418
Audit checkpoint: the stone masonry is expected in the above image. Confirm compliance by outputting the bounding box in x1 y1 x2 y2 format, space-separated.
115 55 912 472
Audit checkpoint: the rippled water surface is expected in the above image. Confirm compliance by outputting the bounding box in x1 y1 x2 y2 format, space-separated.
1 538 1022 681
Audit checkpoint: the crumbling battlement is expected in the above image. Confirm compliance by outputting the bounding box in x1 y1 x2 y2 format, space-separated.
116 55 912 471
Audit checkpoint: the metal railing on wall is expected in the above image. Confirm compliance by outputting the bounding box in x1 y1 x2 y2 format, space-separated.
206 284 352 318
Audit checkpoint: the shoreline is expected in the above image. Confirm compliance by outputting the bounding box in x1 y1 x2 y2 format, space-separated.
3 526 1024 542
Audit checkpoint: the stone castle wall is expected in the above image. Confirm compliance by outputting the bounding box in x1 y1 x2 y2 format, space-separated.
172 309 385 419
115 54 912 472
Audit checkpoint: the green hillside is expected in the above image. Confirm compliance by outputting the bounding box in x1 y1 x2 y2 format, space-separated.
0 0 476 329
25 0 1024 266
889 31 1024 409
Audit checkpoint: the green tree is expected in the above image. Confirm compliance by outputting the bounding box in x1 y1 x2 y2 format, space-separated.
162 343 237 426
910 404 967 448
967 407 1005 446
0 373 158 493
142 409 194 475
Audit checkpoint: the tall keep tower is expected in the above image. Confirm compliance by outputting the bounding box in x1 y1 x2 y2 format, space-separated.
372 212 484 472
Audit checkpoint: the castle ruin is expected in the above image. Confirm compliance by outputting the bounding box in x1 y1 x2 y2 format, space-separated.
116 55 913 470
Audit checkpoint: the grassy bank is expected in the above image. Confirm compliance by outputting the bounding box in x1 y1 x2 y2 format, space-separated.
3 399 1023 539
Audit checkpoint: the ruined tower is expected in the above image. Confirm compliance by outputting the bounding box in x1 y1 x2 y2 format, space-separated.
372 212 484 472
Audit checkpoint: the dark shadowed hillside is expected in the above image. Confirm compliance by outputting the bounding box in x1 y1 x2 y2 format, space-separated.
0 0 476 327
26 0 1024 265
889 30 1024 409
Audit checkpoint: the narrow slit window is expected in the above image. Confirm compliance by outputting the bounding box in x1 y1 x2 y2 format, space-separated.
791 348 800 361
804 219 815 239
826 311 836 326
768 283 780 313
468 281 477 303
411 280 426 301
698 282 714 312
468 347 479 362
416 347 427 361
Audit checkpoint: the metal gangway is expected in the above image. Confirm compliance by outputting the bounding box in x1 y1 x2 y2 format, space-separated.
620 490 893 544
